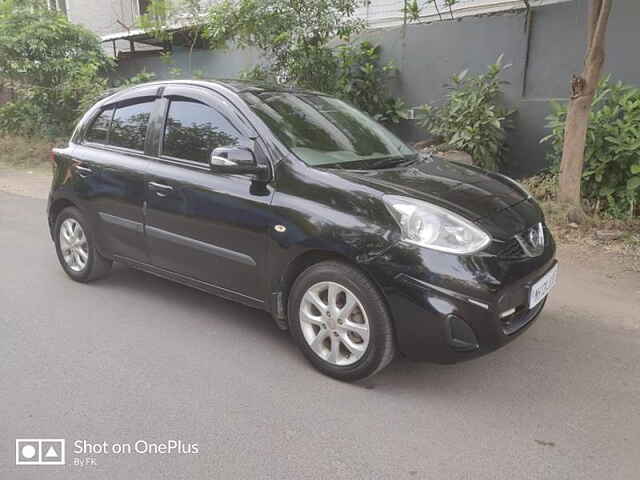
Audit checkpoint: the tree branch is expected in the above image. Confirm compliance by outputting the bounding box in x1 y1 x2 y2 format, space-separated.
589 0 612 56
587 0 602 48
584 0 612 86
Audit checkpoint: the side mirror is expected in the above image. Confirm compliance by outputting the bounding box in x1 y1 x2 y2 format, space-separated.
210 146 269 181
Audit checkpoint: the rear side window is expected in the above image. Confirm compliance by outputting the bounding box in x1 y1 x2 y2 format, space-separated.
162 99 242 164
85 108 113 145
110 100 154 151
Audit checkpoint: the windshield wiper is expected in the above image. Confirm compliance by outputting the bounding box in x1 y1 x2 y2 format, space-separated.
317 154 418 171
365 154 418 170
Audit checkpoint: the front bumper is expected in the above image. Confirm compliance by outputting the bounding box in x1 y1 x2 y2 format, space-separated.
364 232 556 364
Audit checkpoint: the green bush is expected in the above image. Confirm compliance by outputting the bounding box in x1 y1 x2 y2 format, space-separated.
416 57 512 171
77 71 157 119
203 0 405 125
0 3 113 137
542 77 640 218
0 134 57 168
204 0 363 91
336 42 406 124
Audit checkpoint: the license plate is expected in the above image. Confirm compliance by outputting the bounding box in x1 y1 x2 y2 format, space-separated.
529 264 558 309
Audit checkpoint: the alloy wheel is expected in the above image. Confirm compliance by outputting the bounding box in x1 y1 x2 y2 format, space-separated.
59 218 89 272
299 281 370 366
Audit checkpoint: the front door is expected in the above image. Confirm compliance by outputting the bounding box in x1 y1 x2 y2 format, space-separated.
144 86 273 302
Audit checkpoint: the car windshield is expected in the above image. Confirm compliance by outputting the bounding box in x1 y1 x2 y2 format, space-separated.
241 91 416 169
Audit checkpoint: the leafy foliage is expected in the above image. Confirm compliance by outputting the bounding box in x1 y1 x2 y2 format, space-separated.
203 0 405 124
416 57 512 171
542 77 640 218
0 134 57 168
0 1 113 137
404 0 459 22
336 42 406 124
204 0 364 90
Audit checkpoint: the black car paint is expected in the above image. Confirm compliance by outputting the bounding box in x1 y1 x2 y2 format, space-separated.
48 80 556 363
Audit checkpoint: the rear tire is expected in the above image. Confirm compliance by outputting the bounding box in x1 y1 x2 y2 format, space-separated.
288 261 395 381
54 206 112 282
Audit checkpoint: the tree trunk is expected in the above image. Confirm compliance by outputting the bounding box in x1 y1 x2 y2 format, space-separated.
558 83 595 213
557 0 612 222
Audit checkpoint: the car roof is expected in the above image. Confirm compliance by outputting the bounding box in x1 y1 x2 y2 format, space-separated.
112 78 323 98
202 78 323 95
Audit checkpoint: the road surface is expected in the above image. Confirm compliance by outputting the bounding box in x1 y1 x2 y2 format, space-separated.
1 190 639 479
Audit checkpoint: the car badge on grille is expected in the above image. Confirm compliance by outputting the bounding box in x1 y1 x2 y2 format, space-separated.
516 223 544 257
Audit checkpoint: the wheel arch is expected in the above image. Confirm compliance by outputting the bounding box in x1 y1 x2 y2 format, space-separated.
273 249 392 330
48 198 77 239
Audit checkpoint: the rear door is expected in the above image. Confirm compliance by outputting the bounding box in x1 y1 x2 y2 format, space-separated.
144 85 274 303
71 87 159 262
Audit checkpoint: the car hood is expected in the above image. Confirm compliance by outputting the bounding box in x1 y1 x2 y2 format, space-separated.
330 155 527 221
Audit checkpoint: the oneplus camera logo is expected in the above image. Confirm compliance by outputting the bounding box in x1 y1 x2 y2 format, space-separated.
16 439 65 465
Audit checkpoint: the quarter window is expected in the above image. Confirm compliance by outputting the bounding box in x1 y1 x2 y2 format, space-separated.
85 108 113 145
162 99 242 164
109 100 154 151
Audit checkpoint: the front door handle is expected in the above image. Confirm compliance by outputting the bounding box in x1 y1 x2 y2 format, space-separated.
148 181 174 197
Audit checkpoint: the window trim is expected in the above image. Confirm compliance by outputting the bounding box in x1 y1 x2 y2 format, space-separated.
160 98 245 166
155 86 255 169
91 98 156 153
81 86 162 152
110 99 156 153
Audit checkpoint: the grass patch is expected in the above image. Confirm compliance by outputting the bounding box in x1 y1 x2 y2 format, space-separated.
0 135 59 169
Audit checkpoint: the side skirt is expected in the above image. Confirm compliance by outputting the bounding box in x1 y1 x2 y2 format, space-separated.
113 255 266 311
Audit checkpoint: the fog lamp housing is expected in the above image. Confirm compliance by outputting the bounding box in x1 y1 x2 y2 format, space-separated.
446 315 479 352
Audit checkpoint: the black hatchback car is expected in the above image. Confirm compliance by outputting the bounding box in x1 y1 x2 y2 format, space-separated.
48 80 557 381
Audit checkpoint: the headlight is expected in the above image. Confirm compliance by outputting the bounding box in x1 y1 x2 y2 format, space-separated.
383 195 491 254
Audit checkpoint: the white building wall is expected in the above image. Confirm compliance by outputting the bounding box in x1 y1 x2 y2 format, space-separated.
66 0 140 37
67 0 572 41
357 0 571 28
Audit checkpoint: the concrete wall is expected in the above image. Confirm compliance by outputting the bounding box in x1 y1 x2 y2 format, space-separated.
114 0 640 177
114 45 262 80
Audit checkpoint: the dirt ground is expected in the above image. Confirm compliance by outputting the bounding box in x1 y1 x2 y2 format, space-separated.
0 164 52 199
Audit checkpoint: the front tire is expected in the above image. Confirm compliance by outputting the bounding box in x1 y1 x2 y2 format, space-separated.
54 206 112 282
288 261 395 381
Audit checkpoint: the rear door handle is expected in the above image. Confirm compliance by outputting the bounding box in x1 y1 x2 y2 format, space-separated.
74 164 93 177
148 181 174 197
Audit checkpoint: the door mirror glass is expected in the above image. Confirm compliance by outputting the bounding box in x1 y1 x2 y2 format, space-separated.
210 146 255 167
209 146 269 180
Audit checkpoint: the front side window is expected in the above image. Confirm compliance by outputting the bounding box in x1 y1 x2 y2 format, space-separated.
241 91 415 168
85 108 113 145
162 99 242 164
109 100 154 151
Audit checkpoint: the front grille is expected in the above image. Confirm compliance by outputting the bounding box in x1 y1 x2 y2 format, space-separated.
497 238 526 259
497 223 548 259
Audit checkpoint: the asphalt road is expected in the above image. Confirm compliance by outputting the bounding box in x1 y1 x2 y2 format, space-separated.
1 190 639 479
